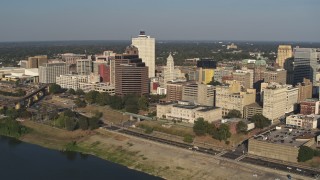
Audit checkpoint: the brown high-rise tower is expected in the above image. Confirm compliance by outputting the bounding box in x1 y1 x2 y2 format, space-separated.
115 46 149 96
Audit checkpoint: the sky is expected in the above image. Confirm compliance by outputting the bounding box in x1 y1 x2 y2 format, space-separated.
0 0 319 42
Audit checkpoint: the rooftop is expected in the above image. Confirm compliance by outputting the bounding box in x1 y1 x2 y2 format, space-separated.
287 114 318 120
245 102 263 108
253 126 317 147
302 98 319 103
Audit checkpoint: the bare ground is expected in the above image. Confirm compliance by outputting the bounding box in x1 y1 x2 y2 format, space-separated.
19 121 294 180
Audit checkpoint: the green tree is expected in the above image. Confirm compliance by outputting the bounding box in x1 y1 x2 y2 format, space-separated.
68 88 76 95
225 109 242 118
49 84 62 94
19 109 32 119
206 122 216 135
78 116 89 130
48 111 59 120
6 108 19 119
236 121 248 134
193 118 207 136
138 96 149 110
124 95 139 113
16 89 26 96
0 117 29 138
74 99 87 108
96 92 110 106
53 114 66 128
65 117 77 131
75 89 85 96
0 106 7 115
93 111 103 119
207 80 222 86
63 109 75 118
250 114 271 129
85 90 99 104
298 146 314 162
109 96 123 109
212 124 231 141
88 116 100 130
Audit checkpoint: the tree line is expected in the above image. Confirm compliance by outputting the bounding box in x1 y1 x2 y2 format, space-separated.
298 146 320 162
0 117 30 138
0 107 31 138
193 118 232 143
52 109 101 131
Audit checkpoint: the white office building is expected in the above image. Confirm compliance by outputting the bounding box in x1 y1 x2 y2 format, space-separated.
132 31 155 78
76 59 92 75
39 62 68 83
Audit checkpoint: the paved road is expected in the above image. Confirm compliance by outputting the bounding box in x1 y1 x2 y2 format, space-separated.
242 157 320 178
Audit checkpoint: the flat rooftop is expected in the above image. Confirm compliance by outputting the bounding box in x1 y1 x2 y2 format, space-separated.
253 126 317 147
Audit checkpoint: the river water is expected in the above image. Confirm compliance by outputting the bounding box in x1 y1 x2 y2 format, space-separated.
0 136 162 180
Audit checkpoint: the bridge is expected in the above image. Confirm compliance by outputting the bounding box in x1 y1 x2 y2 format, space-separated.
7 85 50 109
123 112 154 121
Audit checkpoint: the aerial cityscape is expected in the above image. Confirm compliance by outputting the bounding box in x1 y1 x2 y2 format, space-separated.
0 1 320 180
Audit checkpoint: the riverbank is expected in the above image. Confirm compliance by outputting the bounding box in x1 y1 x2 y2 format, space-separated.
18 121 291 180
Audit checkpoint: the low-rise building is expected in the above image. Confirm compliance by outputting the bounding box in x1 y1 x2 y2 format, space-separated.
157 101 222 123
286 114 318 129
263 69 287 85
248 126 316 162
296 78 312 103
232 70 252 89
166 82 185 101
216 81 256 117
300 98 319 115
262 83 298 123
243 103 263 120
56 74 89 90
79 82 115 95
182 82 216 106
39 62 68 83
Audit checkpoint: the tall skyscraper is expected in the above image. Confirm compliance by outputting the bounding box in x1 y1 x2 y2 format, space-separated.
115 47 149 96
293 47 318 84
132 31 155 78
276 45 292 68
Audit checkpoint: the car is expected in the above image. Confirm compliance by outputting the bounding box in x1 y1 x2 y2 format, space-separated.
296 168 301 172
287 174 292 179
193 146 199 150
287 167 292 170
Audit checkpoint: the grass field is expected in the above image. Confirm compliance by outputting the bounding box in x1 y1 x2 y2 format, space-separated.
77 105 129 124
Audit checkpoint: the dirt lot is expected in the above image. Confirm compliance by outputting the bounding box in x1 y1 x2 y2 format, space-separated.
19 121 302 180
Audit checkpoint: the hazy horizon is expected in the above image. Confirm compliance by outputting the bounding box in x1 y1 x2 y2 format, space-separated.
1 0 319 42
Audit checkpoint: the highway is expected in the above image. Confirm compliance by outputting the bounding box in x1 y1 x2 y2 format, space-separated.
104 125 320 179
242 157 320 178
